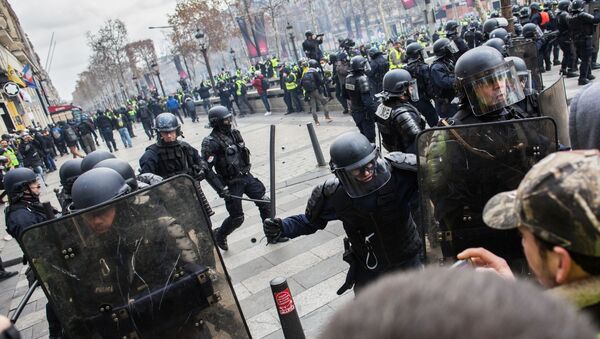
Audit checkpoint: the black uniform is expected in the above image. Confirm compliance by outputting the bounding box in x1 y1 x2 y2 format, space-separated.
201 128 270 240
367 53 389 96
276 153 422 293
345 72 377 142
557 5 576 74
139 140 205 180
404 60 439 127
430 58 457 119
568 8 600 83
375 103 425 154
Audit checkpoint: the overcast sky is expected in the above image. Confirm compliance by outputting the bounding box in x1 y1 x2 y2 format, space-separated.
8 0 179 102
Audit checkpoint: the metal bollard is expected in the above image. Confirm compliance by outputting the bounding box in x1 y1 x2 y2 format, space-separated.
306 123 327 167
271 277 306 339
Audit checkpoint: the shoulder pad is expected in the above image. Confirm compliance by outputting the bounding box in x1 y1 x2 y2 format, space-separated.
345 76 356 91
385 152 418 172
145 144 159 153
357 76 370 93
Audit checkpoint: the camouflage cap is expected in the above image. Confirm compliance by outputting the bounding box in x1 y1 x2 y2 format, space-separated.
483 150 600 257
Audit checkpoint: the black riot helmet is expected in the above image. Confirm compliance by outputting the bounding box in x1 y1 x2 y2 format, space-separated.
570 0 585 12
455 46 525 116
329 132 391 198
59 159 83 194
308 59 319 68
208 105 233 131
155 112 181 133
522 23 543 39
368 47 382 59
484 38 508 56
71 168 131 210
406 42 427 62
520 6 531 18
558 0 570 11
445 20 460 37
433 38 459 60
512 4 521 13
305 30 313 38
376 69 419 102
350 55 369 73
81 150 116 173
514 22 523 36
530 2 541 11
483 18 508 35
94 158 138 190
490 10 500 18
3 168 37 202
505 56 533 95
490 28 510 43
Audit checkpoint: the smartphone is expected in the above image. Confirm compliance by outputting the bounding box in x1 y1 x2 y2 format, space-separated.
450 258 473 269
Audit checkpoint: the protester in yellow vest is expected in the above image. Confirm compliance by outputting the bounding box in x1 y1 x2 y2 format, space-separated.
388 41 404 69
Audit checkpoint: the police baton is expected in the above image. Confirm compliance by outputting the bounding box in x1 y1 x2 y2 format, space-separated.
270 277 306 339
229 195 270 204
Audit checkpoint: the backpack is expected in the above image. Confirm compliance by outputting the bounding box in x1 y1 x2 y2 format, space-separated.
261 78 270 91
52 127 62 140
301 72 317 92
64 126 78 143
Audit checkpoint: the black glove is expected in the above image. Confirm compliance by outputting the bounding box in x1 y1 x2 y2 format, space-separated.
263 218 283 242
219 188 231 200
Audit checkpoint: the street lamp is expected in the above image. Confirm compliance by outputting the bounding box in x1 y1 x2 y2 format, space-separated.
230 48 239 70
286 23 299 62
151 62 166 97
195 29 216 88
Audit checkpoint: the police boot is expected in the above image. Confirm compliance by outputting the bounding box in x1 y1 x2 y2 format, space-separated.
592 63 600 70
213 227 229 251
214 215 245 251
578 78 591 86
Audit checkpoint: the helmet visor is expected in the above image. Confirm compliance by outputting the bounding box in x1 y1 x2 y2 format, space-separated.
462 62 525 116
334 153 391 198
408 79 420 102
519 70 533 95
447 40 459 54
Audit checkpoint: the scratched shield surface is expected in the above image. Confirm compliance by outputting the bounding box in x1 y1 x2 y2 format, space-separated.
20 176 251 339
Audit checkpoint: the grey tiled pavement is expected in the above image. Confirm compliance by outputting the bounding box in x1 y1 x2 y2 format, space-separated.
0 65 589 338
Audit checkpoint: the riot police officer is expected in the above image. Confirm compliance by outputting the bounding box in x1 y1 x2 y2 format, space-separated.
445 20 469 57
452 46 527 125
139 112 206 180
507 56 540 117
464 22 485 49
404 42 438 127
4 168 63 338
568 0 600 85
81 149 115 173
201 106 288 250
430 38 459 119
374 69 426 154
56 158 83 213
263 132 423 293
367 47 389 96
556 0 578 77
484 37 508 57
345 56 378 142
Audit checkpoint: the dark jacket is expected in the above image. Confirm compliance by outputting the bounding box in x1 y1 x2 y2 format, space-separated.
18 140 43 167
302 38 323 60
96 113 114 131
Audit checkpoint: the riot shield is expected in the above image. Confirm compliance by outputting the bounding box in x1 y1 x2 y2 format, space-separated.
20 176 251 339
538 77 570 147
587 2 600 54
508 38 544 91
417 118 558 266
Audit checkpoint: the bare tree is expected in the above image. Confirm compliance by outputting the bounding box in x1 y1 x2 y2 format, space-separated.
257 0 288 57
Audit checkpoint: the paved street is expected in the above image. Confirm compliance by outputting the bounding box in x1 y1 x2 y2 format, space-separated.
0 65 591 339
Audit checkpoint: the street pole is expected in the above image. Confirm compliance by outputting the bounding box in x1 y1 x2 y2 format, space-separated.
290 35 299 61
202 49 216 89
155 72 166 96
500 0 515 33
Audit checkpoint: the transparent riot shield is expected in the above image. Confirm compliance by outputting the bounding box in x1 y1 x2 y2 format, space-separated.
538 77 570 147
417 118 558 266
20 176 251 339
508 38 544 91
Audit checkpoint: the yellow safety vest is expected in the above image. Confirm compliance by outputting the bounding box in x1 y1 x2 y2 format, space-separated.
235 80 244 96
3 147 18 168
388 48 403 69
285 73 298 91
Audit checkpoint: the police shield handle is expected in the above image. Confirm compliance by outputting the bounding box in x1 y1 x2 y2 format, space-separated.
270 124 276 219
270 277 306 339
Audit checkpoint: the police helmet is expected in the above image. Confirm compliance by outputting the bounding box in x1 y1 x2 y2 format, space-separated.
490 28 510 43
455 46 525 116
368 47 382 58
350 56 369 72
520 7 531 18
433 38 459 59
522 23 543 39
514 22 524 36
3 168 37 200
71 168 131 210
208 105 233 129
308 59 319 68
512 4 521 13
490 10 500 18
59 159 83 188
445 20 459 34
338 52 349 62
377 69 419 102
154 112 181 133
406 42 427 61
81 150 116 173
558 0 570 11
505 56 533 94
483 17 509 35
94 158 138 190
484 38 507 56
530 2 541 11
405 38 416 45
570 0 585 12
329 132 391 198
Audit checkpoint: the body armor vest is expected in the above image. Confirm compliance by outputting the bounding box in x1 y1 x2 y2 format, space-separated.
147 141 195 179
330 170 421 274
209 130 251 181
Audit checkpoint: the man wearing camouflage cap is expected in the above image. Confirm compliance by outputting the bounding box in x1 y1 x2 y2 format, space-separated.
458 150 600 325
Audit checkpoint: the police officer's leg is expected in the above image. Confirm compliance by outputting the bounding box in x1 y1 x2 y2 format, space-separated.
577 40 591 83
215 182 245 250
244 175 270 221
553 40 561 65
362 117 376 143
309 91 319 124
543 42 552 71
46 303 63 337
